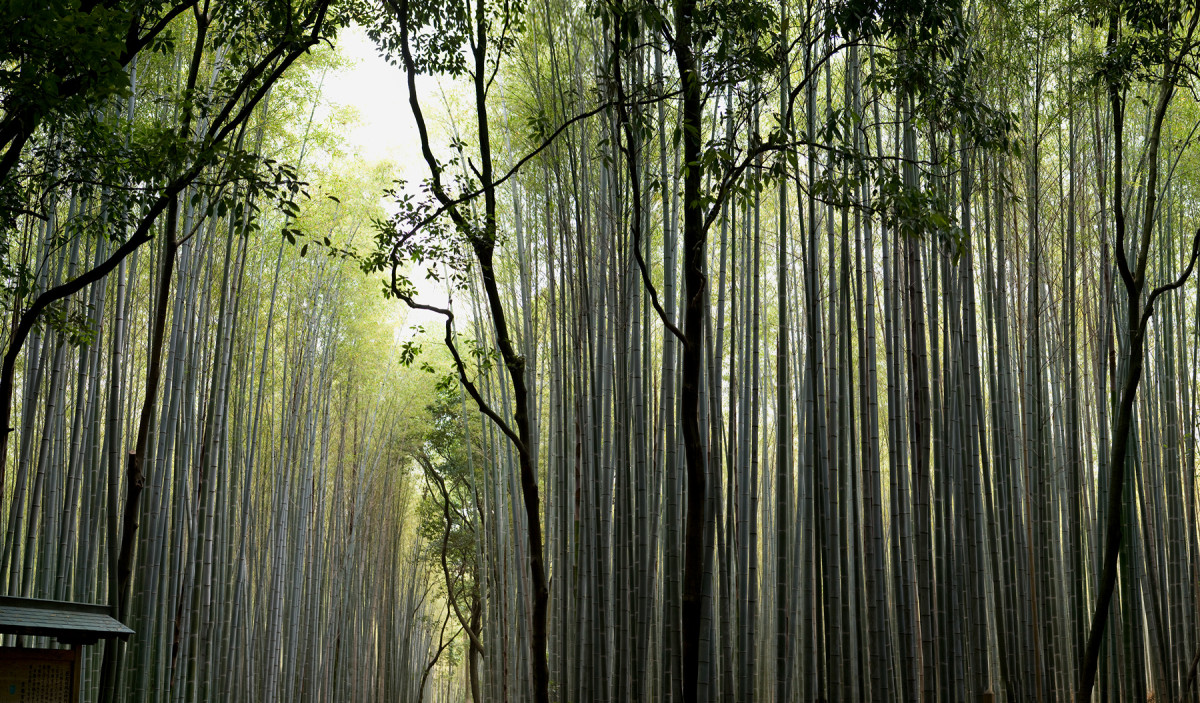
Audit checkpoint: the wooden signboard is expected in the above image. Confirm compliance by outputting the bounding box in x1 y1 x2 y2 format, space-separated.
0 648 78 703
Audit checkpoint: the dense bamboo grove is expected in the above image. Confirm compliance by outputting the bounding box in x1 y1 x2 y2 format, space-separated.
9 0 1200 701
368 0 1200 700
0 3 451 701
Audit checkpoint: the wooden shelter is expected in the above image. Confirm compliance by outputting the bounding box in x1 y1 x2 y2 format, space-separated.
0 596 132 702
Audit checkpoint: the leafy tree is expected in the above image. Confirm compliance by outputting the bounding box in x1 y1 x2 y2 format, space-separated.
415 388 486 703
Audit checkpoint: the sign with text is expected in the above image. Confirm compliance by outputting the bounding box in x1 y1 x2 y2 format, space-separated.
0 648 78 703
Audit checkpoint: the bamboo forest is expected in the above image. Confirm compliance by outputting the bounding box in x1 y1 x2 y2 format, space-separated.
12 0 1200 701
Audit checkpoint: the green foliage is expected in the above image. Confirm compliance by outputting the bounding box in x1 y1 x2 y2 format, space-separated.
357 173 479 307
872 171 964 251
415 387 482 604
0 0 350 331
42 299 97 347
358 0 525 78
832 0 1018 153
0 0 139 119
832 0 964 44
695 0 780 80
1074 0 1199 93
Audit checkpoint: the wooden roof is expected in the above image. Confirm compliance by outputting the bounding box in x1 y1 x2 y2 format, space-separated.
0 596 133 645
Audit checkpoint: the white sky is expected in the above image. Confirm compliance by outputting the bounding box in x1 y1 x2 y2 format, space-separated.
320 26 426 173
320 26 459 343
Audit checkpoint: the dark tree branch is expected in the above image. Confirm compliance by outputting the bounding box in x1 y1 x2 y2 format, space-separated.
418 454 488 656
416 608 458 702
611 34 687 344
393 289 527 455
394 90 682 250
1139 226 1200 333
